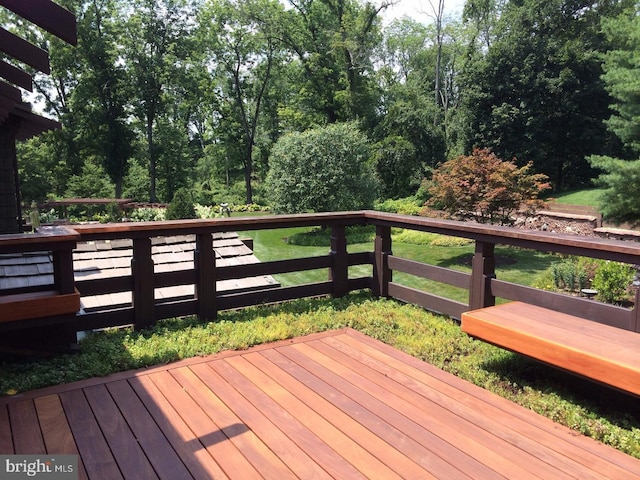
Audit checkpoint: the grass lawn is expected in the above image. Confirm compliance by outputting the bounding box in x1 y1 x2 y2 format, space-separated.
244 225 556 303
548 188 604 207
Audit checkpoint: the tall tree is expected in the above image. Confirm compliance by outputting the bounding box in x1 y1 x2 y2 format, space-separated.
199 0 284 204
461 0 629 189
587 5 640 225
275 0 390 126
75 0 133 197
124 0 194 202
600 5 640 156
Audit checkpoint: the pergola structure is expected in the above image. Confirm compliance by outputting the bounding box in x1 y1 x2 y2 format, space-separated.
0 0 77 234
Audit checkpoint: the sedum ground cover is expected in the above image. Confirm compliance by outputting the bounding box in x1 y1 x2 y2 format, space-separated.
0 291 638 459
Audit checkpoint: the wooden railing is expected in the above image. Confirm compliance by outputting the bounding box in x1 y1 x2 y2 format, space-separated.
3 211 640 340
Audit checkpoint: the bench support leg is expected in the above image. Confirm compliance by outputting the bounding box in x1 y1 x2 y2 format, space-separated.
469 241 495 310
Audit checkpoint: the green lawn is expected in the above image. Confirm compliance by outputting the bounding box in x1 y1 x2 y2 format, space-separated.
243 226 556 302
548 188 604 207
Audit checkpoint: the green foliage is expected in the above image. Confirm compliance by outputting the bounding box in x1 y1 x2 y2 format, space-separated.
592 261 635 304
427 148 550 225
601 7 640 156
371 136 419 198
266 122 378 213
550 258 590 292
165 188 196 220
462 0 627 189
589 156 640 226
64 160 114 200
374 197 424 216
128 207 166 222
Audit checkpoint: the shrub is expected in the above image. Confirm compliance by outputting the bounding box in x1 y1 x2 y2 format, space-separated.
375 198 423 216
426 148 550 225
165 188 196 220
265 122 378 213
128 208 166 222
550 259 589 292
592 261 635 304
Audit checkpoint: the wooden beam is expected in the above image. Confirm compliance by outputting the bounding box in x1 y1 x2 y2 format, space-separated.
0 28 50 74
0 79 22 103
0 0 77 46
0 60 32 91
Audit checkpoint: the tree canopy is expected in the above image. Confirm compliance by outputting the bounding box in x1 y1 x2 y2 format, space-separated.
2 0 636 215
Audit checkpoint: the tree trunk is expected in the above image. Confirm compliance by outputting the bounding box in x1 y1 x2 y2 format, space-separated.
146 112 156 203
244 144 253 205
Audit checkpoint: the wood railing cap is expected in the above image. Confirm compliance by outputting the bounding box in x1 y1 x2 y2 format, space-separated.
0 225 80 250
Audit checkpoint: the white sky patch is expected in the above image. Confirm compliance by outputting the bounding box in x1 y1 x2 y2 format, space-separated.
382 0 466 24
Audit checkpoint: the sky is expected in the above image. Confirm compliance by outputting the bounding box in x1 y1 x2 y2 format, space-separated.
382 0 466 24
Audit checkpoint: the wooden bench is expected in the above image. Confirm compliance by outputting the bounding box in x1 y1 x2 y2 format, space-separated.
0 289 81 355
0 289 80 324
461 301 640 396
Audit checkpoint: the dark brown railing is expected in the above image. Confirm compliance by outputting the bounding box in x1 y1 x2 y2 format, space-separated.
3 211 640 339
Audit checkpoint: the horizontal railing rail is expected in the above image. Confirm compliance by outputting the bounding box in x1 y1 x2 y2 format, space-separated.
3 211 640 337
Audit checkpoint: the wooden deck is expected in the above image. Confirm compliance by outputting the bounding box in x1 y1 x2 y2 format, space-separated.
1 329 639 479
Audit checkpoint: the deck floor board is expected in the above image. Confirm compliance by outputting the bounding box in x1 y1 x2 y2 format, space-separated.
1 328 639 479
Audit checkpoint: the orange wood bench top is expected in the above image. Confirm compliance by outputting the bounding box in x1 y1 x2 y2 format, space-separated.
0 289 80 324
461 301 640 396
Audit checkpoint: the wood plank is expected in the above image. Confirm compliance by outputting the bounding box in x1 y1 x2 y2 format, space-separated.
0 27 50 73
264 345 483 479
461 302 640 395
83 384 158 479
0 0 77 45
245 350 451 479
0 289 79 323
279 342 537 479
0 78 22 102
170 366 297 480
129 375 230 479
344 329 640 478
209 356 368 480
148 370 262 479
105 380 192 480
0 59 32 91
59 389 125 480
316 335 604 480
219 354 405 480
3 329 640 480
0 404 14 454
34 395 88 480
8 400 45 454
189 362 334 480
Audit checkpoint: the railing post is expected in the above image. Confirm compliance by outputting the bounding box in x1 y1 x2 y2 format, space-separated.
632 288 640 333
52 247 76 295
373 225 392 298
132 237 154 330
469 240 496 310
329 225 349 298
195 232 216 322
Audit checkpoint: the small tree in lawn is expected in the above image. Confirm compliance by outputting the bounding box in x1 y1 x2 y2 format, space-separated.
265 123 378 213
427 148 550 225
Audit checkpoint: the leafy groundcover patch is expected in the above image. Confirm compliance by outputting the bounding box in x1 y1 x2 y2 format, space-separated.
1 291 638 458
